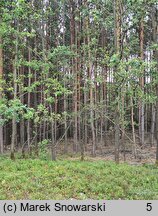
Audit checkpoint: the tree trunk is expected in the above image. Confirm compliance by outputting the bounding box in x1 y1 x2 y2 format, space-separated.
150 104 156 146
51 120 56 161
27 47 31 153
114 0 122 163
11 25 18 160
152 4 158 164
19 67 25 148
131 95 137 157
139 18 145 146
0 35 3 154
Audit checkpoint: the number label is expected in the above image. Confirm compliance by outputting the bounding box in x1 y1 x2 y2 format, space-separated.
146 203 152 211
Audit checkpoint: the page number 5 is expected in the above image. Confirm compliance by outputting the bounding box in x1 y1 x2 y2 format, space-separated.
146 203 152 211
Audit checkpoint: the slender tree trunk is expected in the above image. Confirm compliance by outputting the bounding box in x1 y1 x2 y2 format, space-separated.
87 14 96 156
150 104 156 146
74 20 78 153
152 4 158 163
114 109 120 162
139 18 145 146
54 95 57 143
69 0 78 152
33 34 38 156
131 95 137 157
11 22 18 160
51 120 56 161
64 75 68 154
121 87 125 161
19 67 25 148
114 0 121 163
62 12 68 154
27 48 31 153
11 65 17 160
83 3 88 150
156 84 158 164
0 35 3 154
50 106 56 160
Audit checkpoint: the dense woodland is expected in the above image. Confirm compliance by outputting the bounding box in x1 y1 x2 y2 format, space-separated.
0 0 158 163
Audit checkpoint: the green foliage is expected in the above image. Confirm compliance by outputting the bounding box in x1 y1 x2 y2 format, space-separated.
48 46 74 66
23 108 35 120
109 54 120 67
5 99 27 122
44 78 72 100
0 0 158 166
38 139 50 161
0 98 36 124
0 157 157 199
0 98 7 126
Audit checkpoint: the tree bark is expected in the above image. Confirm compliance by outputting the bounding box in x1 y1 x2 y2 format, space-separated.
11 22 18 160
0 35 3 154
114 0 122 163
152 4 158 164
139 18 145 146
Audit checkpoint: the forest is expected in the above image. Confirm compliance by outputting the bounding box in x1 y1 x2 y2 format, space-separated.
0 0 158 200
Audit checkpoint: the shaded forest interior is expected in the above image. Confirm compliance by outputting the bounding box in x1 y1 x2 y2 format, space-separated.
0 0 158 163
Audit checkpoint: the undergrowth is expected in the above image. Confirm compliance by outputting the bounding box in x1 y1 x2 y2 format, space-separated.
0 156 158 200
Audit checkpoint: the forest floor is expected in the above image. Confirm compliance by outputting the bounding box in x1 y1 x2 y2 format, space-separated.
58 138 157 165
0 156 158 200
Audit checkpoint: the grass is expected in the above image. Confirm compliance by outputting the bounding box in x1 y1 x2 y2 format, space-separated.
0 156 158 200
